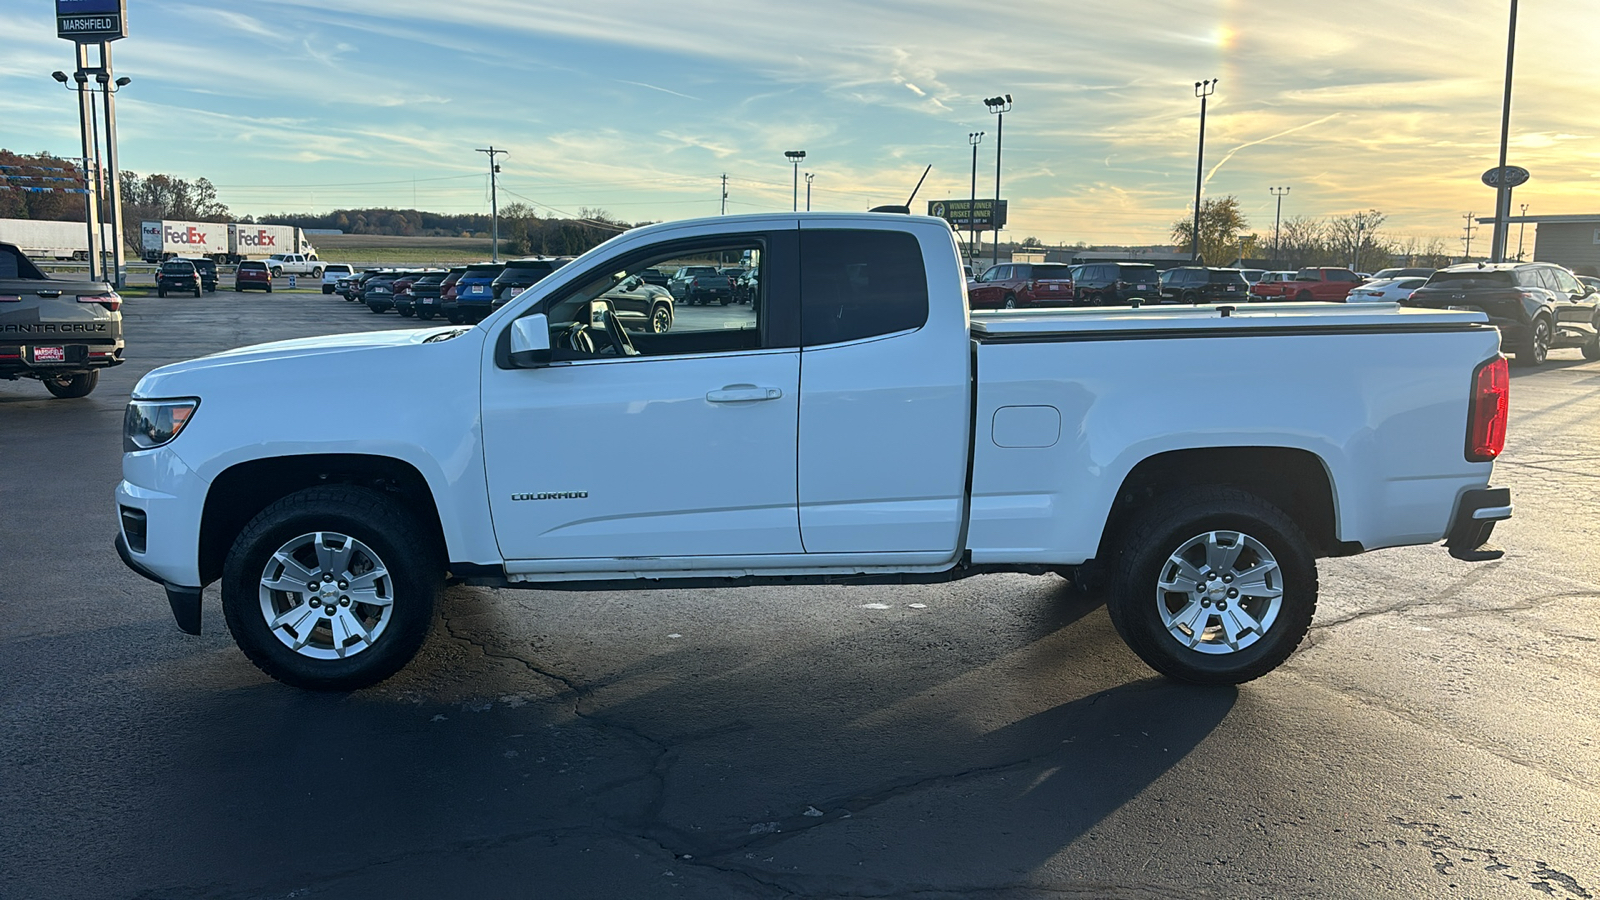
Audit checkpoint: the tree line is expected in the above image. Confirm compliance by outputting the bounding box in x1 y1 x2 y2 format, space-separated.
1172 195 1455 270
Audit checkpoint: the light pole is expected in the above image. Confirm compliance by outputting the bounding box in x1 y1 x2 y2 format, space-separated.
985 94 1012 269
785 150 806 211
804 173 814 211
1516 202 1528 260
1269 186 1290 269
968 131 984 268
52 68 103 281
95 68 130 289
1351 212 1366 272
476 146 506 262
1490 0 1519 262
1191 79 1217 262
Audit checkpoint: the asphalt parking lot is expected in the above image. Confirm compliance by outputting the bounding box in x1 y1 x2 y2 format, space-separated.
2 291 1597 899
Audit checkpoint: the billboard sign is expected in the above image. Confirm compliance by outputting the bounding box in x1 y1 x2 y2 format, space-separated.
57 0 127 42
928 199 1008 231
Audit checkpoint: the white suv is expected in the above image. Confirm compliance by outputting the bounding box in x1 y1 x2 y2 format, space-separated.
320 263 353 294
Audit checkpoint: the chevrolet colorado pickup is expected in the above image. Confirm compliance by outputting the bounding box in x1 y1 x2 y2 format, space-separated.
114 212 1513 691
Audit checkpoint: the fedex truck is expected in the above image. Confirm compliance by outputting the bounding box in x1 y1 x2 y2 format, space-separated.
0 218 119 260
141 220 230 262
229 223 316 261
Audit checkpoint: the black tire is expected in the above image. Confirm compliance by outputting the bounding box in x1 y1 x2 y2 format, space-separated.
368 303 382 314
1295 290 1313 302
323 285 334 294
398 306 415 318
1582 332 1600 361
311 267 323 278
1182 290 1200 304
417 308 435 321
1002 294 1017 309
157 287 166 297
1105 486 1317 685
42 370 98 399
1514 316 1551 366
650 303 673 334
221 485 441 691
270 267 282 277
446 311 465 325
194 286 202 298
266 285 273 293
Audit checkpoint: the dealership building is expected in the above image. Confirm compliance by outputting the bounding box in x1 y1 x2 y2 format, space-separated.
1478 214 1600 275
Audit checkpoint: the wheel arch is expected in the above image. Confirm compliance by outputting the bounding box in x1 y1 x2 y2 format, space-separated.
1094 446 1350 567
199 454 448 586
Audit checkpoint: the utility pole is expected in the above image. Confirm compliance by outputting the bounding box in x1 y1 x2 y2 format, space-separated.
968 132 984 269
1462 211 1478 259
1516 203 1528 260
804 172 814 211
1191 79 1217 262
476 146 507 262
1351 212 1366 272
720 173 727 215
1269 186 1290 269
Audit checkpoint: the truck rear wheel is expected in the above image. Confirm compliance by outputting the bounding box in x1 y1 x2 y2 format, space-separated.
221 485 441 691
42 370 98 399
1105 486 1317 685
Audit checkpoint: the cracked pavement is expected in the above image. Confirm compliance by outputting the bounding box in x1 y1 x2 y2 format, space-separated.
2 293 1596 899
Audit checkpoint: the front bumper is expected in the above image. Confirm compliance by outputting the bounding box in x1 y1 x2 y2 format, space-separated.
115 533 202 634
1445 486 1512 561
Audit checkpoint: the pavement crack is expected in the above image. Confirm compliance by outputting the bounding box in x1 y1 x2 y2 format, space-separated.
1371 818 1594 899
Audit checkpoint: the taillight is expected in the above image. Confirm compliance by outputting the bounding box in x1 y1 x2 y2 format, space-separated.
1466 356 1509 461
78 292 122 311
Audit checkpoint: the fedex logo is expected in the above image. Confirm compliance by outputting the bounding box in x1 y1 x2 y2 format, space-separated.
237 229 277 247
164 225 208 245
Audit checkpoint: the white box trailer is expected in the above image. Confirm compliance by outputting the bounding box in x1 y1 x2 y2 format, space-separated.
141 220 231 262
229 223 315 260
0 217 118 260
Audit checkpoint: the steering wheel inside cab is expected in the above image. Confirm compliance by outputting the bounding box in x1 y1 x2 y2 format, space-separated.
561 299 638 357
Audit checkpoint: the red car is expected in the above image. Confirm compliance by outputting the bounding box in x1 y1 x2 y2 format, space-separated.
234 260 272 292
966 263 1076 308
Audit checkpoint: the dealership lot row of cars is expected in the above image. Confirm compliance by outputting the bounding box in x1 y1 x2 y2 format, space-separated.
327 258 756 332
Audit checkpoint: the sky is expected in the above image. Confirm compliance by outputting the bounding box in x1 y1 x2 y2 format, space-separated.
3 0 1599 249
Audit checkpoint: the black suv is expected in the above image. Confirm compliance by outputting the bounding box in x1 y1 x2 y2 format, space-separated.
177 257 217 292
491 257 572 303
157 259 204 297
1071 262 1161 304
1159 267 1251 304
0 241 123 398
1404 261 1600 366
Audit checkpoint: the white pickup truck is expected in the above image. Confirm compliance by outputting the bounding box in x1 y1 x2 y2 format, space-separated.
114 212 1513 691
264 253 323 278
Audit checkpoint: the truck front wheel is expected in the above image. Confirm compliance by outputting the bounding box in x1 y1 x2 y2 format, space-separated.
221 485 441 691
1106 486 1317 685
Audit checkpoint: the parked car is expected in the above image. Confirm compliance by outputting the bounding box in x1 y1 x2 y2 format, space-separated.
1249 271 1300 300
1280 267 1363 302
602 274 676 333
396 272 447 319
0 240 122 398
447 262 507 324
1404 261 1600 365
1346 277 1429 303
669 265 731 305
156 259 204 298
349 269 394 303
966 263 1076 308
235 260 272 292
320 263 354 295
429 267 467 320
637 267 671 289
362 273 404 313
1371 268 1436 280
1239 269 1266 284
1159 267 1251 304
1579 275 1600 294
1071 262 1161 305
176 257 218 293
491 257 571 302
733 267 760 304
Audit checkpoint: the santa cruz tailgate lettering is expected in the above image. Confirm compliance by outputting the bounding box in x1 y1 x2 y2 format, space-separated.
1 323 110 333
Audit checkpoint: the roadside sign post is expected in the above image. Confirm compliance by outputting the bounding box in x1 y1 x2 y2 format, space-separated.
56 0 128 288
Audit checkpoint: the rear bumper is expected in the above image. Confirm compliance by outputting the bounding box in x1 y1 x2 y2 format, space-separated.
1445 486 1512 561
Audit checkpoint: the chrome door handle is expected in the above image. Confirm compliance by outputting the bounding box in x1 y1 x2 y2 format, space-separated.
707 385 783 403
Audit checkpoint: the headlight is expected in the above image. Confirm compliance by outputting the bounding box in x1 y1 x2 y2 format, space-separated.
124 399 200 452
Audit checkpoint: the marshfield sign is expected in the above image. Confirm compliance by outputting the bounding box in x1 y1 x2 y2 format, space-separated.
928 199 1008 231
57 0 127 42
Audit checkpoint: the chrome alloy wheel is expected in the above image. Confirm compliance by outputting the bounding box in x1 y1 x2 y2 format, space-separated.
258 532 393 660
652 305 672 333
1155 530 1283 655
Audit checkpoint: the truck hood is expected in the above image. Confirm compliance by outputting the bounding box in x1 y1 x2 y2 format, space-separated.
133 326 480 397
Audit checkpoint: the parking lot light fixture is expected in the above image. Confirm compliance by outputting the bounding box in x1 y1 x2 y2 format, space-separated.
805 172 814 212
1270 186 1290 268
1191 79 1217 262
985 94 1012 269
968 131 984 267
785 151 806 211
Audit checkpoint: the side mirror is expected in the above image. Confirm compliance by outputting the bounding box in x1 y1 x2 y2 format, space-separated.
509 314 552 368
